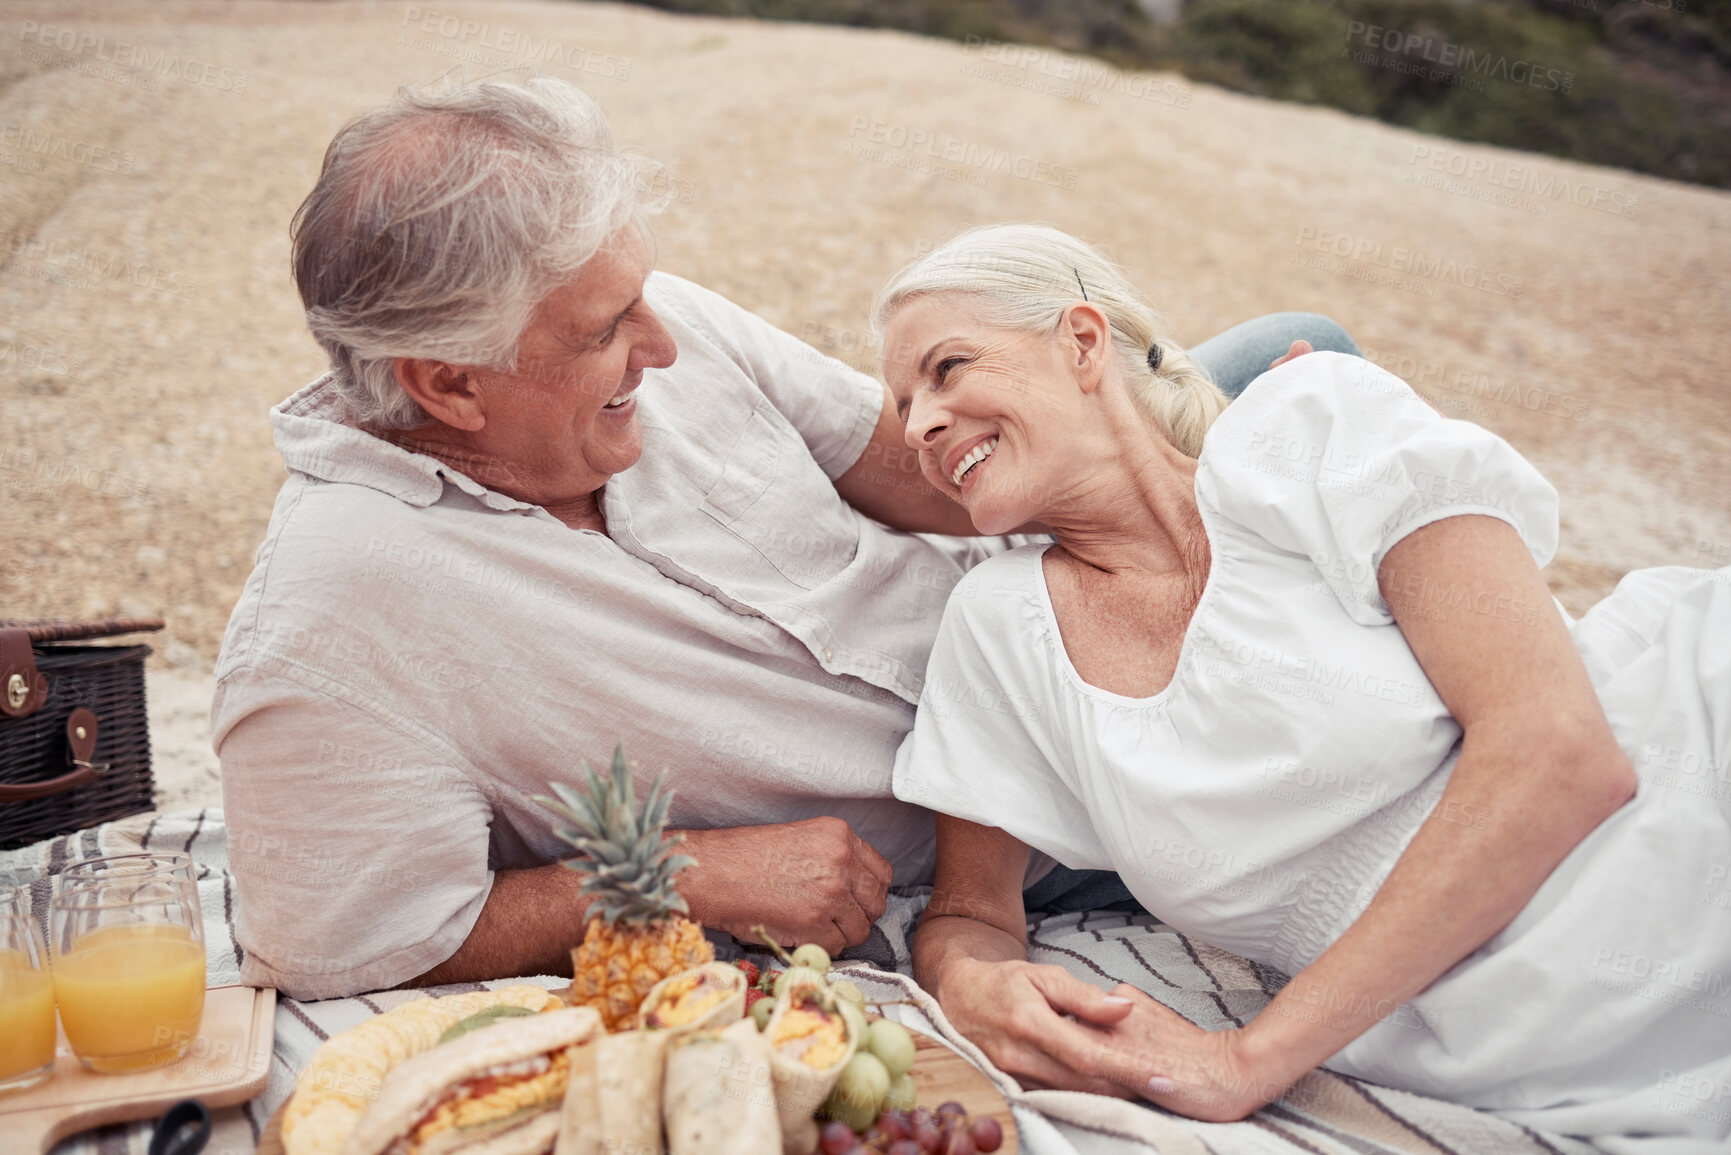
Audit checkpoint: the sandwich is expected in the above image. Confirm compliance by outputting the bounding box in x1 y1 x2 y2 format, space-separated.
285 986 564 1155
343 1006 602 1155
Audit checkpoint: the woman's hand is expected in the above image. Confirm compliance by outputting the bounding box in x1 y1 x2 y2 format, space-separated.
1088 984 1282 1122
936 956 1143 1097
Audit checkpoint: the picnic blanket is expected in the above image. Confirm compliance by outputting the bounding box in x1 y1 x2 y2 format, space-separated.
2 810 1598 1155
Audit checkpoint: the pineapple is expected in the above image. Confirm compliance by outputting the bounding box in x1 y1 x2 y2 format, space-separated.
536 743 713 1031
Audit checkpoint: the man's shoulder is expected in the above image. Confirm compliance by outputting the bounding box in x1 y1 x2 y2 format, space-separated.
643 270 738 334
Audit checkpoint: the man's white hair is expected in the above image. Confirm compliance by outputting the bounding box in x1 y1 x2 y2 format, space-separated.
291 77 650 430
871 223 1227 457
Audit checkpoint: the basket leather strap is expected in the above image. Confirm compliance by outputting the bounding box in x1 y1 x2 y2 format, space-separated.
0 626 48 719
0 708 102 802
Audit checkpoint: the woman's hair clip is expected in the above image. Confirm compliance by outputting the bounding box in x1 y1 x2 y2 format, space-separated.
1147 343 1163 372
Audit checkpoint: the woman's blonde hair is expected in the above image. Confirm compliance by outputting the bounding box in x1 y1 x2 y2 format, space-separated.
870 224 1227 457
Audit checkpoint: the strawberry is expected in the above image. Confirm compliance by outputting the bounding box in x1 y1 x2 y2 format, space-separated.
734 959 761 988
744 988 767 1010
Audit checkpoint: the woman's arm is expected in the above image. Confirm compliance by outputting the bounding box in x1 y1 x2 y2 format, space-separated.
914 815 1142 1095
1088 514 1637 1117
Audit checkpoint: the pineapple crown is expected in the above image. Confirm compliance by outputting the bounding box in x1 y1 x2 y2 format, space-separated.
534 743 696 926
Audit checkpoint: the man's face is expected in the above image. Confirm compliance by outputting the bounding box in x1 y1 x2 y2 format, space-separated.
466 226 677 505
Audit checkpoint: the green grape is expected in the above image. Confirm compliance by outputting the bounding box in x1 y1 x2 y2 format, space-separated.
831 979 865 1005
791 943 832 973
835 1051 892 1114
865 1019 917 1079
820 1083 879 1133
885 1072 917 1113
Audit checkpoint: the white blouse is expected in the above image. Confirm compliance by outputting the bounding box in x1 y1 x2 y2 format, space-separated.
894 352 1731 1151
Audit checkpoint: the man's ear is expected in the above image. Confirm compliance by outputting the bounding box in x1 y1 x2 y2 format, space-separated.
393 359 487 432
1063 303 1113 395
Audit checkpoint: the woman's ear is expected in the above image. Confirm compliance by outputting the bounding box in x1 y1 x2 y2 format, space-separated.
393 358 487 432
1062 303 1113 395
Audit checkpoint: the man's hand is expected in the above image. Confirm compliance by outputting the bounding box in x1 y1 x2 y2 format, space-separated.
680 818 894 954
935 956 1142 1097
1269 339 1313 371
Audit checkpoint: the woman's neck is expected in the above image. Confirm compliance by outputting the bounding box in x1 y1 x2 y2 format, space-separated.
1043 403 1206 584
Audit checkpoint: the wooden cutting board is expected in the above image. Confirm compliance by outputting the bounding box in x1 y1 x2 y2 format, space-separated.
257 1023 1016 1154
0 984 277 1154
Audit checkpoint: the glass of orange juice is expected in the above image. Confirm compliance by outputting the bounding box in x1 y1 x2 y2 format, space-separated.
50 860 205 1073
0 886 56 1095
57 852 199 890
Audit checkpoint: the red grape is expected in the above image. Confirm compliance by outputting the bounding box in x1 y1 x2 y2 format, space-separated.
820 1120 859 1155
969 1118 1003 1153
914 1122 944 1152
879 1112 912 1141
943 1131 976 1155
936 1101 967 1122
887 1143 922 1155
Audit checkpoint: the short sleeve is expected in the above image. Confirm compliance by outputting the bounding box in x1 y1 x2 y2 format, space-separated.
892 554 1114 872
645 272 883 479
215 672 494 999
1200 352 1559 627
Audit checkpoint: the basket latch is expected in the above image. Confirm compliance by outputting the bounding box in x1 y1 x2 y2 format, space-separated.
0 627 47 719
66 707 100 769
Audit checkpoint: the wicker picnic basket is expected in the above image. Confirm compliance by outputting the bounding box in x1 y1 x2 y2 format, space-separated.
0 617 160 850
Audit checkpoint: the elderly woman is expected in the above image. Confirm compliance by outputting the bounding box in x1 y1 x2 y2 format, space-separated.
881 224 1731 1150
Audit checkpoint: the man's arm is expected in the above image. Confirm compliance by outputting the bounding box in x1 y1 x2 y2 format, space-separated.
833 383 980 536
649 278 981 535
409 816 896 985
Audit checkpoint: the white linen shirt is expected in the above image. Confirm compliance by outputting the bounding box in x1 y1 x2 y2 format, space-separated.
214 272 1010 1000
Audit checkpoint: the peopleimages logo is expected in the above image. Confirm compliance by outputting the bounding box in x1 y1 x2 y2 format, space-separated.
1344 20 1573 94
0 124 134 174
1294 227 1525 299
1406 144 1639 220
15 21 250 93
398 7 632 80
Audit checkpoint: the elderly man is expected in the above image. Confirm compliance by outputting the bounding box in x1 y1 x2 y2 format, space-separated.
214 77 1356 1000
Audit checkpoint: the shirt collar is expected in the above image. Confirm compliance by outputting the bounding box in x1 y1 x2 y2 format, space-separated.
270 373 549 516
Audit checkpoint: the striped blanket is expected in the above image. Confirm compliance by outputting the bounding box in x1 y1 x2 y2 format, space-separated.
3 811 1593 1155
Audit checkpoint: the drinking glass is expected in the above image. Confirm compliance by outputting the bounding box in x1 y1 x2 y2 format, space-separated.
49 865 205 1073
54 852 198 892
0 886 56 1094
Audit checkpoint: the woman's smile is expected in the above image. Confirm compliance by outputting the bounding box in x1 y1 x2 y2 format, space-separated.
945 433 1001 491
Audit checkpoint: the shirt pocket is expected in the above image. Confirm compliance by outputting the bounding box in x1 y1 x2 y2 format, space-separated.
700 405 860 589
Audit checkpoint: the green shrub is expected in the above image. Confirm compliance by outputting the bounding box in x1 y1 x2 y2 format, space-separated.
621 0 1731 187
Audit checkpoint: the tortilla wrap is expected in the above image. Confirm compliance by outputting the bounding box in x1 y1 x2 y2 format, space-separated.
558 1029 670 1155
663 1017 781 1155
765 985 859 1154
636 963 747 1035
343 1007 601 1155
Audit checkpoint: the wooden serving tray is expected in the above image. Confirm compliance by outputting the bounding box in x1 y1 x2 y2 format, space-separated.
0 984 276 1154
258 1020 1015 1154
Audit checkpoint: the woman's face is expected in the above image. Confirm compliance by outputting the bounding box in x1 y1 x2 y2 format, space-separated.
883 293 1101 534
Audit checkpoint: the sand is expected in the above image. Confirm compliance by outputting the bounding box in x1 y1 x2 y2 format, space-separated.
1 0 1727 809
